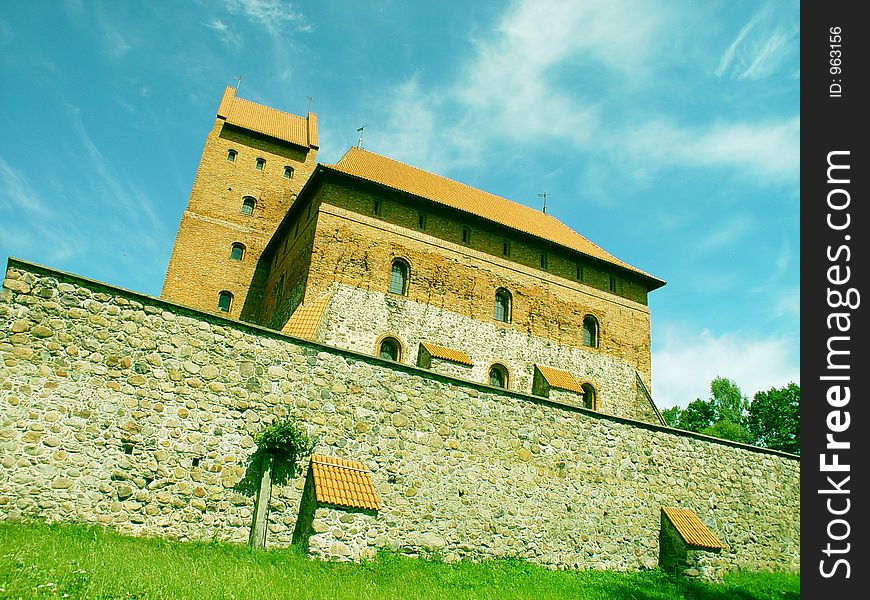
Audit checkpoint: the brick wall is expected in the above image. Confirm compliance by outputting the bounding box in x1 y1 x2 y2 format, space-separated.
162 119 317 317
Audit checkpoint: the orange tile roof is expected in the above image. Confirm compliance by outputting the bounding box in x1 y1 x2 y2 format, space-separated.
216 86 318 149
327 148 664 288
310 454 381 511
420 342 474 366
662 507 722 550
535 364 584 394
282 291 333 340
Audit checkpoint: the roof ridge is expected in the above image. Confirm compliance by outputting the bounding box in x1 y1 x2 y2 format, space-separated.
327 147 664 286
336 147 572 226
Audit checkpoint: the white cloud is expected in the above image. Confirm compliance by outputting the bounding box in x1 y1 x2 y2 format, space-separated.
204 18 242 47
694 215 755 254
223 0 306 34
715 3 799 80
625 117 799 183
373 0 797 188
103 29 131 60
652 325 799 409
0 158 84 263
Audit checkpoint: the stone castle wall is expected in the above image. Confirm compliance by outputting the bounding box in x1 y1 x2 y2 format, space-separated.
0 261 799 576
318 283 646 420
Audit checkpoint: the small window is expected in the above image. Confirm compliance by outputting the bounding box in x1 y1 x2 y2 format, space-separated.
540 253 548 270
609 276 618 292
418 213 427 230
462 227 471 244
242 197 256 215
582 315 599 348
378 337 401 362
494 288 511 323
227 149 237 162
256 157 266 171
283 165 294 179
582 383 597 410
389 259 409 295
489 364 509 389
294 221 300 238
373 200 381 216
217 291 233 313
502 241 511 257
276 275 285 299
230 243 245 261
576 263 584 281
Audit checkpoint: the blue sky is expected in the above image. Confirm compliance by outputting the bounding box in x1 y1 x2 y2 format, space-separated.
0 0 799 409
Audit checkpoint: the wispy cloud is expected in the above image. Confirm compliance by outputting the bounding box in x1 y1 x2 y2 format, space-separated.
715 3 799 80
624 117 799 184
694 215 755 254
66 105 163 236
372 0 797 188
204 18 242 47
223 0 307 35
652 324 799 409
0 158 84 263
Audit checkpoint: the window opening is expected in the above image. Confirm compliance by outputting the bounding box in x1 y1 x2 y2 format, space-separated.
494 288 512 323
389 259 409 295
379 338 400 362
217 291 233 313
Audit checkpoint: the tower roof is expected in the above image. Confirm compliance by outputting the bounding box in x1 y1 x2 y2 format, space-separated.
216 86 318 149
326 147 665 289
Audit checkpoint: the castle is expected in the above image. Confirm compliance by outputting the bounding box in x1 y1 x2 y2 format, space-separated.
162 86 667 424
0 87 799 579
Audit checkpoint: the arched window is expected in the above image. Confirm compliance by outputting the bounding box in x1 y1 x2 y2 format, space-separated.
227 149 237 162
389 259 409 295
256 157 266 171
378 337 401 362
229 243 245 261
582 315 599 348
241 197 256 215
494 288 511 323
489 364 509 389
217 291 233 313
283 165 294 179
582 383 597 410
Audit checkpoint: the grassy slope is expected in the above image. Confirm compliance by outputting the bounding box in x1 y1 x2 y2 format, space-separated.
1 521 798 600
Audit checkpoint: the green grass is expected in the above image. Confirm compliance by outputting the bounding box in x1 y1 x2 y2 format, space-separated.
1 521 798 599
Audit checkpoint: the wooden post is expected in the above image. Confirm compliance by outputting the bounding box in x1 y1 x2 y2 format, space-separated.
249 453 273 549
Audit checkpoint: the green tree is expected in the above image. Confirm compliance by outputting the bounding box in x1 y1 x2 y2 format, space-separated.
748 383 800 454
664 376 752 444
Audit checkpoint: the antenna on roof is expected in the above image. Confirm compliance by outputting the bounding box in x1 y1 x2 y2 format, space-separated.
307 96 313 113
356 124 367 149
538 192 548 214
234 75 242 91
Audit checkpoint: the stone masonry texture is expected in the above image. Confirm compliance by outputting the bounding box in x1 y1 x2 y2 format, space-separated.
1 261 799 577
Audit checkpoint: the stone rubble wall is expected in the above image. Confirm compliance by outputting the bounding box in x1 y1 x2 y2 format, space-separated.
0 261 799 575
319 284 643 420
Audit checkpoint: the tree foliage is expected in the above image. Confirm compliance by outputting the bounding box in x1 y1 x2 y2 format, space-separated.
254 419 314 466
663 377 799 452
747 382 800 454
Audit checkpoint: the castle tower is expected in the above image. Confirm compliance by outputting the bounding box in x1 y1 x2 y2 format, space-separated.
161 86 318 318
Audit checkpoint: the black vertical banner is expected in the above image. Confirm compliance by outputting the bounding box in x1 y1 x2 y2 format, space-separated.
802 2 868 597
